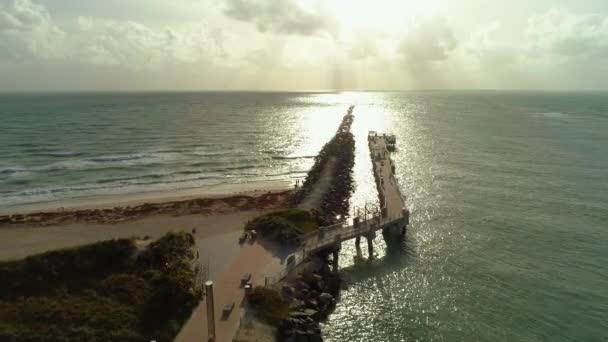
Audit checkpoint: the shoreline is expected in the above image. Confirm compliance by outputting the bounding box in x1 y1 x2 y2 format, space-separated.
0 180 292 215
0 181 292 227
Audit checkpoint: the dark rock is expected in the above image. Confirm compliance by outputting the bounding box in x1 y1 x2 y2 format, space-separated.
289 309 318 319
284 335 297 342
283 285 296 298
297 280 311 291
281 318 301 330
318 292 333 303
308 332 323 342
295 330 309 342
305 299 319 311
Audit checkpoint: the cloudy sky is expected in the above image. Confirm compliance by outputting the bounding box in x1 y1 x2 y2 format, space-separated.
1 0 608 91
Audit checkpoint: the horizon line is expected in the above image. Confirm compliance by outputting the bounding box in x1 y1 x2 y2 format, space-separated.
2 88 608 94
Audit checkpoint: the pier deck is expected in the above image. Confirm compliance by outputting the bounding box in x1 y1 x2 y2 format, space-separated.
368 131 407 221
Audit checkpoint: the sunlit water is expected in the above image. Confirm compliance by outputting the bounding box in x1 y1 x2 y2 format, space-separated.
1 91 607 340
0 92 346 208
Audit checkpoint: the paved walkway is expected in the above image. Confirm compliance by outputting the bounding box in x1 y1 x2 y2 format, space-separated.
176 242 284 342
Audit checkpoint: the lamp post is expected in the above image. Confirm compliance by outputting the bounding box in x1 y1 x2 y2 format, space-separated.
205 281 216 342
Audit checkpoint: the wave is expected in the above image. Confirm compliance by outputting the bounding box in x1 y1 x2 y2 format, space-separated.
95 173 167 184
1 170 299 207
38 160 96 172
272 155 316 160
93 169 220 185
187 152 227 157
33 151 186 173
39 151 83 158
152 148 189 153
534 112 569 119
270 170 308 176
261 149 286 154
215 165 258 172
0 167 26 175
189 157 261 167
12 174 226 197
13 143 38 148
89 154 145 162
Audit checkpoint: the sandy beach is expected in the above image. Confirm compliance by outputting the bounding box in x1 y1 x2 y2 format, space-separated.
0 182 293 228
0 181 293 260
0 180 292 215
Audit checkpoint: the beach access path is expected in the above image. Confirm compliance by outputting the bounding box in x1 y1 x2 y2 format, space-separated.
176 241 285 342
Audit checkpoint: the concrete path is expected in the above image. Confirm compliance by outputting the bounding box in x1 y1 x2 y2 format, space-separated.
175 242 284 342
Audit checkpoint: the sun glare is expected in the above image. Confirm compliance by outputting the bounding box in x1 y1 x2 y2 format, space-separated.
328 0 443 35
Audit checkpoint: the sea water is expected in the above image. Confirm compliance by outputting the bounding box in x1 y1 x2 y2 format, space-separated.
1 91 607 341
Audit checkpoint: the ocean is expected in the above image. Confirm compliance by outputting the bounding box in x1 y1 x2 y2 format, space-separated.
1 91 607 340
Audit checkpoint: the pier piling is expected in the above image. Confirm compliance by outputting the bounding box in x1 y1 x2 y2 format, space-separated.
366 233 375 259
332 248 340 272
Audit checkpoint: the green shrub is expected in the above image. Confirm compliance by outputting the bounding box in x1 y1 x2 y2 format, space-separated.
0 232 199 342
267 208 319 234
0 238 135 299
245 209 319 244
98 274 151 305
136 232 194 269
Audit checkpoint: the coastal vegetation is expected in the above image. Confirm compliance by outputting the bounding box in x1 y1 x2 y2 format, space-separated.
0 190 291 227
0 233 200 342
245 208 319 244
247 287 290 325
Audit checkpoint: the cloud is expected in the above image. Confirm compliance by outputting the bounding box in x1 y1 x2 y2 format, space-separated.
223 0 330 36
0 0 44 30
73 17 225 70
0 0 65 59
466 23 519 67
0 0 228 71
526 8 608 59
3 1 608 91
348 34 378 60
399 17 457 63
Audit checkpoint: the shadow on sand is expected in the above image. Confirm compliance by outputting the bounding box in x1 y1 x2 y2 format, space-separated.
250 236 298 265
